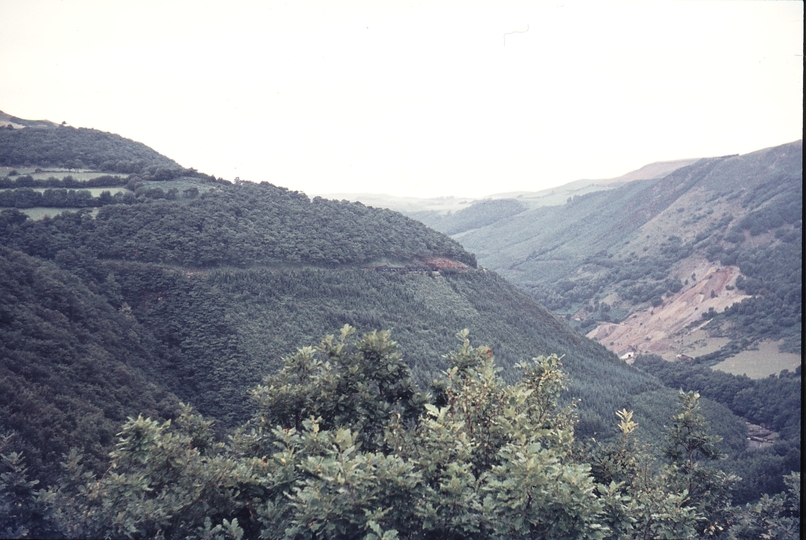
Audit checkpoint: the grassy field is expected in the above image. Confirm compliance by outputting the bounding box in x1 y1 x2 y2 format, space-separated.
20 207 99 220
85 188 127 196
712 340 801 378
0 168 117 181
0 187 129 196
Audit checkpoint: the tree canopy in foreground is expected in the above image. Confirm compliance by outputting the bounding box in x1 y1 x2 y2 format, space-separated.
1 328 800 539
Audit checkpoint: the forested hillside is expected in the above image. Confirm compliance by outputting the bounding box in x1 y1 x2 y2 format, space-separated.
0 178 662 453
0 246 180 481
0 124 652 467
0 120 178 172
0 117 799 538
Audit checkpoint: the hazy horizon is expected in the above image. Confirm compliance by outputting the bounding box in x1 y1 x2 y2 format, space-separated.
1 0 802 198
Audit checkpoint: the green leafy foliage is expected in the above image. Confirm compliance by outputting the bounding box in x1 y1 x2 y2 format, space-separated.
726 472 801 540
589 409 702 539
0 446 42 538
42 330 613 539
250 326 424 451
40 406 255 540
663 391 739 536
5 329 789 538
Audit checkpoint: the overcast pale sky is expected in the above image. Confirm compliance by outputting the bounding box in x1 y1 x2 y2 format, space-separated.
0 1 802 198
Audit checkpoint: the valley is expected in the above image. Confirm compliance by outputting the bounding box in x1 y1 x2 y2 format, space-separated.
0 113 799 539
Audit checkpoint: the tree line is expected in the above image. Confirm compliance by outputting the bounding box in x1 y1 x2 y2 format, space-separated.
0 126 178 172
2 181 477 269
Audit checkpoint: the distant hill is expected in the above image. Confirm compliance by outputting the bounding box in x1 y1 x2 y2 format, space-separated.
324 157 699 223
415 141 802 374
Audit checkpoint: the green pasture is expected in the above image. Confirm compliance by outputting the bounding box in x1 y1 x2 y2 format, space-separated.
1 168 115 181
712 340 801 378
19 207 98 220
0 187 128 196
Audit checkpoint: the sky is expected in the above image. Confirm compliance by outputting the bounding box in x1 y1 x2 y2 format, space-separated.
0 1 802 199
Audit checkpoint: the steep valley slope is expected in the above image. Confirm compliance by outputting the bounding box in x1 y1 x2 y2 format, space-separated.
0 118 726 487
412 141 802 375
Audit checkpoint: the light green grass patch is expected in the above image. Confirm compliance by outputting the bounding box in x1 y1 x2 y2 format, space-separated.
712 340 801 378
27 170 116 181
85 188 128 196
20 207 100 220
0 187 128 196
